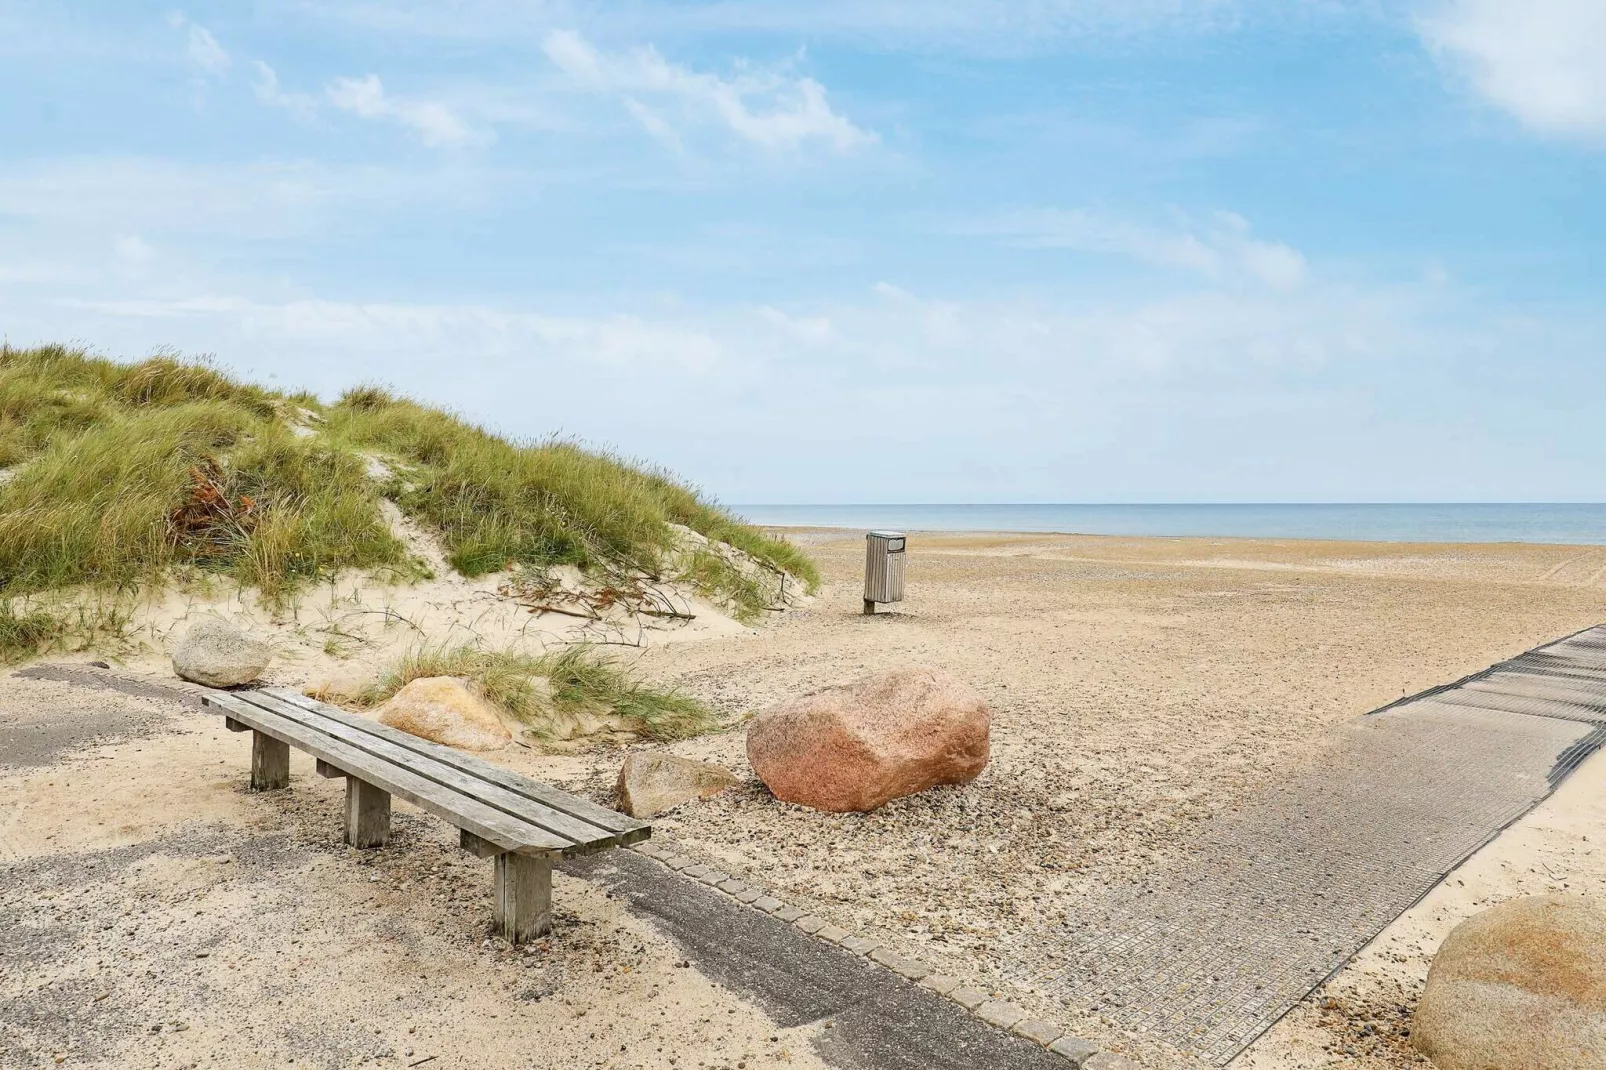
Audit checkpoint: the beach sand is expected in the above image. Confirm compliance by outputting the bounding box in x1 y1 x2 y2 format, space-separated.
8 530 1606 1068
0 677 834 1070
526 530 1606 1066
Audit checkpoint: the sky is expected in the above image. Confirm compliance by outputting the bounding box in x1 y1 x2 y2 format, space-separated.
1 1 1603 504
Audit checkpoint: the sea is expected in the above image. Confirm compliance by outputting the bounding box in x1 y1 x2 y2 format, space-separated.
728 503 1606 546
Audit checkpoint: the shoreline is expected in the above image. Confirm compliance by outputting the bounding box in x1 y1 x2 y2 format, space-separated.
763 523 1606 549
733 502 1606 547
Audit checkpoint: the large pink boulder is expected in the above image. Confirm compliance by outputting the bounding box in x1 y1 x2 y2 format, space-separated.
1414 894 1606 1069
746 668 990 812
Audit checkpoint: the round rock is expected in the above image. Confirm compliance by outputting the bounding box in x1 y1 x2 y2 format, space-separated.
170 617 271 687
1414 893 1606 1069
376 676 512 752
615 753 738 818
746 667 989 813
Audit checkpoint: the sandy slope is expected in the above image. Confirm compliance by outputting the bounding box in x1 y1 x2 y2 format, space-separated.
58 509 763 702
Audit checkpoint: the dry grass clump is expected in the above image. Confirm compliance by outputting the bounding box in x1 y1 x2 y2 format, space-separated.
0 599 130 665
359 642 717 742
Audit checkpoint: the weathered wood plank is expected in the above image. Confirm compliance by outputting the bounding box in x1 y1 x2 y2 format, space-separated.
1533 643 1606 670
205 692 568 856
494 852 552 943
224 716 250 733
316 759 346 779
1467 674 1606 709
1503 654 1606 683
460 829 501 859
345 778 391 849
235 691 623 852
1426 687 1600 722
251 731 290 791
259 687 649 843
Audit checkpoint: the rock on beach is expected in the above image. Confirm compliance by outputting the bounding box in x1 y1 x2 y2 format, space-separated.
171 617 271 687
615 753 739 818
746 668 989 813
1413 893 1606 1069
376 676 512 751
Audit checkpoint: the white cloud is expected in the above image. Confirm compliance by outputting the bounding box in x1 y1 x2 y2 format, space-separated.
326 74 488 147
252 61 318 117
6 248 1603 501
113 235 155 263
623 97 684 151
542 29 874 153
169 14 230 77
1421 0 1606 142
979 208 1307 289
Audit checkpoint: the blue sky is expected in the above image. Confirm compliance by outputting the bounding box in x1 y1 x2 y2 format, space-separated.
2 1 1602 504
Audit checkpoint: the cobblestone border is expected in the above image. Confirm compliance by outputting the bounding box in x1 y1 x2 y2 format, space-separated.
626 838 1134 1070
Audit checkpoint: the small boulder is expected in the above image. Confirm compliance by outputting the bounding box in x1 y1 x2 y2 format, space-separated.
1414 893 1606 1069
305 666 374 705
376 677 512 751
746 668 989 813
615 753 738 818
171 617 271 687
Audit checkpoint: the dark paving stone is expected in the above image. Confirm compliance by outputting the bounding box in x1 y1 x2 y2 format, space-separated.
1 668 188 771
0 827 307 1069
566 849 1066 1070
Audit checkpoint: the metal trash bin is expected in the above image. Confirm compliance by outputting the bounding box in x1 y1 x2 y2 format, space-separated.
863 531 907 614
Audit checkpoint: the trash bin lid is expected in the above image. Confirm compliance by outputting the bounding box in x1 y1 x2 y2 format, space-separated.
868 530 906 539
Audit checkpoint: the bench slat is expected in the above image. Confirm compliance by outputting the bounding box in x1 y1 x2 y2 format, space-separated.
259 687 648 842
204 692 569 857
234 691 624 853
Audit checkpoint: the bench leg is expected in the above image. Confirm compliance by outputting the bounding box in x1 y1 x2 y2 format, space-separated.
250 731 290 791
344 778 391 849
494 853 552 944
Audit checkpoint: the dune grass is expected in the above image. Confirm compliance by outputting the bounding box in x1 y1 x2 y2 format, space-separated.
321 388 820 598
0 401 408 600
359 642 717 742
0 599 129 666
0 344 817 615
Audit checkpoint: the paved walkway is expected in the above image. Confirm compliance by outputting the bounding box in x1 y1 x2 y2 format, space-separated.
1017 625 1606 1065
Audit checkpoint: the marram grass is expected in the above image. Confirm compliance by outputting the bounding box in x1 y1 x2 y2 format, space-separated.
0 344 818 611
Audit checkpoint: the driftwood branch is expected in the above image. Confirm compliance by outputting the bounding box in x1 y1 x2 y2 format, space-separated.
522 604 601 621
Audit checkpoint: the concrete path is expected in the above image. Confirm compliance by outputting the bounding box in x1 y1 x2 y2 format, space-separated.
1008 625 1606 1065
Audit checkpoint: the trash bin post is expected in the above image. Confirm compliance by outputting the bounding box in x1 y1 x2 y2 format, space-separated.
863 531 907 615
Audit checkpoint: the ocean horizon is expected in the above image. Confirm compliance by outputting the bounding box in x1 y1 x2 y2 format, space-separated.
729 503 1606 546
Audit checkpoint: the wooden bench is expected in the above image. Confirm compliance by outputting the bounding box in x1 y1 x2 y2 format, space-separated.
201 686 649 943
